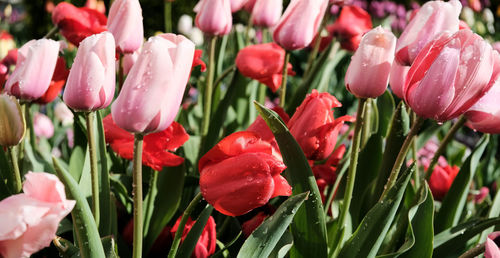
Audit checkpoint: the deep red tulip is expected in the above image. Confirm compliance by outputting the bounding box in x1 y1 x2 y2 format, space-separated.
35 57 70 105
235 43 295 92
52 2 107 46
247 106 290 143
328 5 372 51
192 49 206 72
103 114 189 171
288 90 355 160
427 164 459 201
199 131 292 216
170 216 216 258
241 212 268 237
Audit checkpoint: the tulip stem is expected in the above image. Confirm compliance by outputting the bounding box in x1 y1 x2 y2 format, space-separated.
411 111 420 190
132 133 144 258
279 52 291 108
43 26 59 39
7 146 22 193
168 192 204 258
201 36 217 138
85 112 100 228
425 115 467 181
304 8 331 78
164 0 172 33
380 116 425 200
334 98 367 253
245 15 254 45
24 104 36 150
458 243 485 258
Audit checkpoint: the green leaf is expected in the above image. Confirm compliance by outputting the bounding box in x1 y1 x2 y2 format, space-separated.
435 135 489 233
68 146 85 182
0 147 13 197
479 185 500 243
53 157 105 258
96 110 112 236
376 91 395 137
237 192 308 258
269 230 294 258
338 164 415 258
177 205 214 258
54 237 81 258
101 236 119 258
254 102 328 258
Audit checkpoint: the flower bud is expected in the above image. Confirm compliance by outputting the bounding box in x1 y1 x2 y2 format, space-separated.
0 94 25 146
251 0 282 28
107 0 144 54
195 0 232 36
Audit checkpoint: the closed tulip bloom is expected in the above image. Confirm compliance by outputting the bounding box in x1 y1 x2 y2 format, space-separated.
288 90 355 160
328 5 372 52
199 131 292 216
230 0 248 12
427 164 459 200
33 113 55 139
0 172 75 258
272 0 328 50
404 29 500 121
35 57 70 105
5 39 60 101
395 0 461 66
195 0 232 36
389 61 410 99
107 0 144 54
112 34 195 134
63 32 116 111
464 81 500 134
252 0 282 28
0 94 25 146
485 232 500 258
170 216 216 257
345 26 396 98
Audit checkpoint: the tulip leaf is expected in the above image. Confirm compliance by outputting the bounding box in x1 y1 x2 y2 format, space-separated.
435 134 489 233
479 186 500 243
68 145 86 183
96 110 112 236
144 165 185 253
338 163 415 258
101 235 119 258
53 157 105 258
376 91 395 137
54 237 81 258
237 192 308 258
269 230 294 258
433 217 500 257
177 204 214 258
254 102 328 258
0 146 14 197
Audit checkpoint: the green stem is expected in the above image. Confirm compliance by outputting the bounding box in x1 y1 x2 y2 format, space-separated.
304 9 331 77
261 28 268 43
143 170 158 236
425 116 467 181
361 99 372 147
43 26 59 39
132 134 144 258
24 104 36 149
380 116 425 200
245 14 254 45
85 112 100 227
8 146 22 193
411 112 420 190
201 36 217 137
118 54 124 93
164 1 172 33
334 98 367 252
213 65 235 88
324 148 350 213
458 243 485 258
279 52 291 108
258 84 267 104
168 192 204 258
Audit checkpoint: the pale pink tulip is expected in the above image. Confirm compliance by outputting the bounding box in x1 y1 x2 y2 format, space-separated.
107 0 143 54
63 32 116 111
5 39 60 101
122 49 140 75
195 0 232 36
485 232 500 258
345 26 396 98
493 42 500 53
396 0 461 66
465 80 500 134
404 29 500 121
0 172 75 258
252 0 282 28
54 102 74 126
272 0 328 50
230 0 248 12
389 61 410 99
33 113 54 139
111 34 195 134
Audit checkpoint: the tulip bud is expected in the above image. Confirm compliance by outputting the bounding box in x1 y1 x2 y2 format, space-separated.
272 0 328 50
195 0 232 36
464 80 500 134
427 164 459 200
112 34 195 134
345 26 396 99
328 5 372 52
396 0 461 66
0 94 25 146
251 0 282 28
389 61 410 99
170 216 216 257
107 0 144 54
33 113 55 139
5 39 60 101
63 32 116 111
230 0 248 12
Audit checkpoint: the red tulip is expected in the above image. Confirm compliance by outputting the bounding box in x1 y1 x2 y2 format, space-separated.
404 29 500 122
328 5 372 51
199 131 292 216
427 164 459 201
52 2 107 46
236 43 295 92
192 49 206 72
288 90 355 160
170 216 216 258
464 81 500 134
247 106 290 143
241 212 268 237
103 114 189 171
35 57 70 105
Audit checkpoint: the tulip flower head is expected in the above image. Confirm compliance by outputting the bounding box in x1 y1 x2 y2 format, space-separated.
230 0 248 12
485 232 500 258
63 32 116 111
251 0 283 28
328 5 372 52
170 216 216 257
195 0 232 36
33 113 55 139
389 61 410 99
464 80 500 134
107 0 144 54
0 94 25 146
345 26 396 99
427 163 459 200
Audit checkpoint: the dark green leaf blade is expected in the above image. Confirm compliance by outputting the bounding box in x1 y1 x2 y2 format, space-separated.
177 205 214 258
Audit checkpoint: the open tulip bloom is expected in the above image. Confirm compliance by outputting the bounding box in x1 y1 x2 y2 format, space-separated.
4 0 500 257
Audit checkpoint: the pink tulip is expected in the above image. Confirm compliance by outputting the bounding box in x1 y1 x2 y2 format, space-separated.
404 29 500 121
195 0 232 36
5 39 60 101
33 113 55 139
107 0 143 54
464 80 500 134
252 0 282 28
111 34 195 134
395 0 461 66
493 42 500 53
63 32 115 111
485 232 500 258
122 49 140 75
272 0 328 50
345 26 396 98
389 61 410 99
230 0 248 12
0 172 75 258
